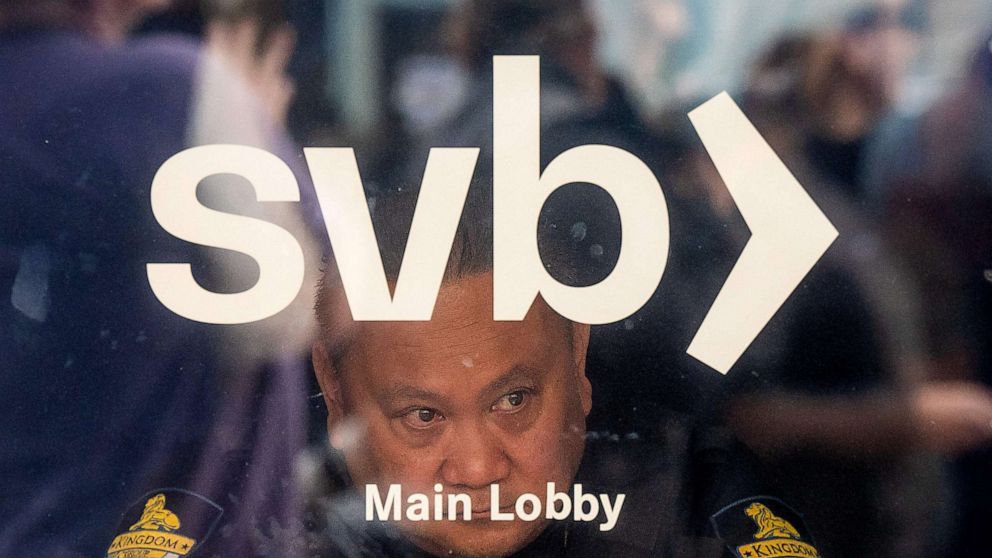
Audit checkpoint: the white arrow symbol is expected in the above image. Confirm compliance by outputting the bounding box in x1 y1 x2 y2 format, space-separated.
686 92 838 374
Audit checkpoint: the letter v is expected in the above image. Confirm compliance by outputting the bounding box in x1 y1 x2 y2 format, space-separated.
306 147 478 320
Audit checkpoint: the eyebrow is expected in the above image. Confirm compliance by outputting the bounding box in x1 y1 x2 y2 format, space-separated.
378 385 449 409
376 365 547 410
481 365 546 400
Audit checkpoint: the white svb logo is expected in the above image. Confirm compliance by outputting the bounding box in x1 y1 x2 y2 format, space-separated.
146 56 836 374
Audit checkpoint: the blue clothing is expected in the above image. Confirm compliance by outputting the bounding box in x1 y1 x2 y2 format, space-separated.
0 27 304 557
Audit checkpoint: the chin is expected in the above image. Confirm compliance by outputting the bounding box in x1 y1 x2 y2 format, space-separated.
406 518 548 558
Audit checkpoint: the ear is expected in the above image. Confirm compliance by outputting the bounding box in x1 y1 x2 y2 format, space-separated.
571 322 592 417
311 342 346 449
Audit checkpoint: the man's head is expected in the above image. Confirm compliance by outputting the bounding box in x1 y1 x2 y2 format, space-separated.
312 187 592 557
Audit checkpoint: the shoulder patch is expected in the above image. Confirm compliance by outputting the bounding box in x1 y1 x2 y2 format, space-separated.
710 496 819 558
106 488 222 557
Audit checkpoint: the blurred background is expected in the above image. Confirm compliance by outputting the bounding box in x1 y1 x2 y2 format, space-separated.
134 0 992 144
2 0 991 556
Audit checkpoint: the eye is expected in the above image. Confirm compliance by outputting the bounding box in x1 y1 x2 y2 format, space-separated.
400 408 444 430
492 390 529 412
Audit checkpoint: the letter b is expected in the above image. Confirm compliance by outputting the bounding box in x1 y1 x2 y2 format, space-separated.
493 56 669 324
573 484 599 521
546 483 571 520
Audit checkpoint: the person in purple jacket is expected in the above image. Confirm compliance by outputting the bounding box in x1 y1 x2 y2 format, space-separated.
0 1 318 556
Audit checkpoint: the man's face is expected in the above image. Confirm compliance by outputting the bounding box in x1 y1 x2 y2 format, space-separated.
314 273 592 557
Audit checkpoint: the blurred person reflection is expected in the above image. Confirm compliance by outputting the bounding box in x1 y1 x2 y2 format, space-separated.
400 0 646 162
801 2 922 201
869 30 992 556
0 1 319 556
710 31 992 558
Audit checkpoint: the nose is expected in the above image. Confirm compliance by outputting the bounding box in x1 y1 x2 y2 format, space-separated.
439 420 510 490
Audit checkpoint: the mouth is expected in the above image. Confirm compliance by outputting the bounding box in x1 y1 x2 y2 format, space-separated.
470 506 515 519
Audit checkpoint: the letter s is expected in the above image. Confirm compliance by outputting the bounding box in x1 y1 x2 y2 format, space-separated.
146 144 304 324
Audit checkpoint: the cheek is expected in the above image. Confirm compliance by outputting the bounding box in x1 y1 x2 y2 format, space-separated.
345 415 444 488
504 395 586 482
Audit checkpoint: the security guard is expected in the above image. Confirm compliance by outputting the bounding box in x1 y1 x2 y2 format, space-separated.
304 188 821 558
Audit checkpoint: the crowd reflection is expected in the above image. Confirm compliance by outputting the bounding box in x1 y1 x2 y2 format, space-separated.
1 0 990 556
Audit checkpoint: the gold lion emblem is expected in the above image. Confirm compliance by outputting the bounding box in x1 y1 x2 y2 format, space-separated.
129 494 181 532
745 502 801 540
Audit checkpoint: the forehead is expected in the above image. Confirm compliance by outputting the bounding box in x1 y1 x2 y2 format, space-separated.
334 274 572 388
